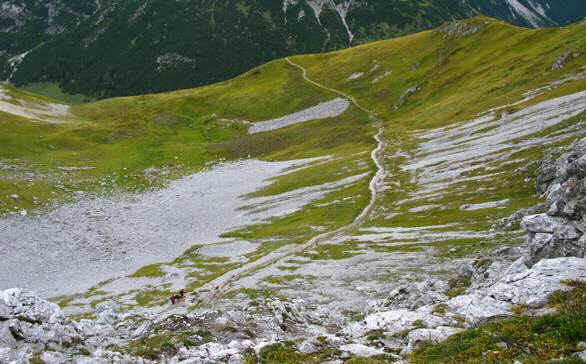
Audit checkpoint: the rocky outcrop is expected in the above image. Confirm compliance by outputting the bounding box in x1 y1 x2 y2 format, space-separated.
520 138 586 265
552 51 582 71
385 279 448 310
0 289 140 363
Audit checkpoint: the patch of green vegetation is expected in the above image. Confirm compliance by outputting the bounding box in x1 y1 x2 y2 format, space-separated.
277 265 299 272
263 274 316 285
228 288 287 301
129 264 165 278
366 329 386 341
134 289 171 307
411 280 586 363
343 310 367 322
258 340 341 364
413 319 428 329
246 151 372 198
225 173 371 260
445 276 472 299
298 241 362 261
432 303 448 316
296 18 586 128
124 330 209 360
345 355 397 364
0 57 343 216
20 82 94 104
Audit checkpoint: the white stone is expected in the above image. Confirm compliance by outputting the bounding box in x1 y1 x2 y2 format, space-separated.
344 308 446 337
0 288 61 323
405 326 463 353
521 214 565 233
446 294 511 326
488 257 586 307
41 351 65 364
553 224 580 240
339 343 383 356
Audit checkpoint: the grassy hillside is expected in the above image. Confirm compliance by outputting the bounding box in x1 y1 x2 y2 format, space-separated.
2 18 586 355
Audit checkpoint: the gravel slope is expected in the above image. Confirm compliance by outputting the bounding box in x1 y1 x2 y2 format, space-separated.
0 159 315 297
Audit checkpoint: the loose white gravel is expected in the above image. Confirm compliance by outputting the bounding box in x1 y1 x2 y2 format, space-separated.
248 98 350 134
0 85 70 123
0 158 317 298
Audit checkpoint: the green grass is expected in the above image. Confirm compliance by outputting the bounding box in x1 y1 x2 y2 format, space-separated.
257 341 342 364
263 274 316 285
124 330 210 360
20 82 95 104
0 58 338 216
297 241 363 261
411 280 586 363
294 17 586 128
129 264 165 278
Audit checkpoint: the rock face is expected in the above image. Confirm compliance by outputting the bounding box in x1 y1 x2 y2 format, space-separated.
521 137 586 265
488 257 586 307
386 279 448 310
0 289 134 363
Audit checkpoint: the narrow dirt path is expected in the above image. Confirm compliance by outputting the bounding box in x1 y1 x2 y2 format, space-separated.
285 57 377 117
189 58 387 306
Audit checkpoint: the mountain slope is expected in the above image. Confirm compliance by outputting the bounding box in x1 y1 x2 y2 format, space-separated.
472 0 586 27
1 16 586 362
0 0 96 79
2 0 585 99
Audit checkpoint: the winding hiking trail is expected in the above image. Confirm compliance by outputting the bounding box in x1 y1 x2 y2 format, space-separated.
190 58 387 306
285 57 377 116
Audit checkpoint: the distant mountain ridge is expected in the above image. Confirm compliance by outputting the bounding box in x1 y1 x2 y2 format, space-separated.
1 0 584 98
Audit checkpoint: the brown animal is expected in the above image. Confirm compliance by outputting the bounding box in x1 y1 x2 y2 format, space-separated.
170 289 187 305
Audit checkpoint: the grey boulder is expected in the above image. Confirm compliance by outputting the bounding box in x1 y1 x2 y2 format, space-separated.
0 288 61 324
488 257 586 307
521 214 566 233
94 301 119 325
405 326 463 353
445 293 511 326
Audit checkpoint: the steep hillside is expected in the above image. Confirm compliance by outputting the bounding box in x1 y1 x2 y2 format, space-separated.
472 0 586 27
0 16 585 363
0 0 95 79
2 0 585 99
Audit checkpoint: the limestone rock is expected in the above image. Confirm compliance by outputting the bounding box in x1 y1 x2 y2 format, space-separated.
386 279 448 310
8 318 82 345
445 293 511 326
297 339 319 354
339 343 383 357
0 347 16 364
553 224 580 240
94 301 119 325
0 320 16 348
488 257 586 307
41 351 65 364
0 288 61 324
0 301 10 321
345 308 447 338
521 214 566 233
405 326 463 353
